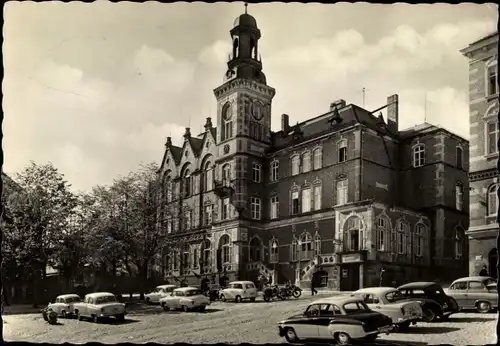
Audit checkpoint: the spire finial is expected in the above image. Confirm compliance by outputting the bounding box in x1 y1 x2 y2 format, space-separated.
244 2 248 14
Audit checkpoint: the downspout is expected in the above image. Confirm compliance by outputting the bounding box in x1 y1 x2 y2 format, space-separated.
359 127 363 202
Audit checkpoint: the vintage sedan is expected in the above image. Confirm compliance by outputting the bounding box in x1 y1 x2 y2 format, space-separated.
219 281 258 302
445 276 497 313
48 294 82 318
352 287 423 330
398 282 459 322
74 292 126 323
144 284 177 304
277 295 394 345
160 287 211 312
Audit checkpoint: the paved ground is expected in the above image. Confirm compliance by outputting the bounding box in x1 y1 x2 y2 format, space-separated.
3 296 497 345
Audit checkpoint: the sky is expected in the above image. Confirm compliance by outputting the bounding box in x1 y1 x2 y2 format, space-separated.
3 2 498 192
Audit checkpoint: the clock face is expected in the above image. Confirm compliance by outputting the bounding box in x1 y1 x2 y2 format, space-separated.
252 101 264 121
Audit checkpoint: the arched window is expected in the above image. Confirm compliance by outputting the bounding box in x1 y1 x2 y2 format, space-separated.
270 239 279 263
291 238 298 262
299 233 312 260
270 161 279 182
219 234 232 264
201 239 211 272
313 148 322 170
302 152 311 173
343 216 363 251
486 58 498 96
337 139 347 163
454 227 463 259
181 243 190 274
415 223 425 257
488 184 498 217
376 217 389 252
291 155 300 176
232 38 239 59
182 168 192 197
203 160 213 192
314 234 321 257
221 103 233 141
249 237 262 262
456 146 463 169
396 220 409 255
455 182 464 211
222 164 231 184
412 144 425 168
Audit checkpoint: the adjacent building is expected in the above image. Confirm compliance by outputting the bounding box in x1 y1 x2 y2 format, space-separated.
157 10 470 291
461 32 499 278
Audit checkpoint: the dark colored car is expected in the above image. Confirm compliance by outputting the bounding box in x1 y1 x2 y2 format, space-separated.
397 282 459 322
277 296 394 345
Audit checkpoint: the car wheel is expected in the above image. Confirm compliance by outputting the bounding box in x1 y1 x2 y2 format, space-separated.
235 295 242 303
335 332 352 345
422 307 437 322
116 314 125 321
199 306 206 312
162 303 170 312
477 301 492 313
250 297 256 302
61 310 67 319
182 305 189 312
284 328 299 343
220 294 227 302
398 321 411 331
92 315 99 323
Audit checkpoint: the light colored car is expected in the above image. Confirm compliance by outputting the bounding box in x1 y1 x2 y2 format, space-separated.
445 276 498 313
48 294 82 318
278 295 394 345
352 287 423 330
145 284 177 304
73 292 126 323
160 287 211 312
219 281 258 302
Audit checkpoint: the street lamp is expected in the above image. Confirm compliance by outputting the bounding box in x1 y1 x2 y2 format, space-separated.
272 241 278 283
297 240 302 285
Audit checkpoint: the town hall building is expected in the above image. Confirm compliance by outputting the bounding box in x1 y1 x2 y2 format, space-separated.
157 9 470 291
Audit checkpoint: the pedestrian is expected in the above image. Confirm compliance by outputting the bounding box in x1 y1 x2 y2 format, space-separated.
310 274 318 296
479 265 488 277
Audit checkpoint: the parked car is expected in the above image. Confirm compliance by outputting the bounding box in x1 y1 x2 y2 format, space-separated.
159 287 211 312
351 287 423 331
219 281 258 302
48 294 82 318
277 295 394 345
445 276 497 313
145 284 177 305
74 292 126 323
397 282 459 322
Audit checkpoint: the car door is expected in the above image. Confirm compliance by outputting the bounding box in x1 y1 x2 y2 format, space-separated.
317 304 337 339
245 283 257 298
296 304 321 339
449 282 468 308
361 294 377 311
166 292 178 308
467 280 488 307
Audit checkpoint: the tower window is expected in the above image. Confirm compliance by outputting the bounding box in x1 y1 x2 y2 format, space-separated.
252 163 261 183
456 147 463 169
221 103 233 141
412 144 425 167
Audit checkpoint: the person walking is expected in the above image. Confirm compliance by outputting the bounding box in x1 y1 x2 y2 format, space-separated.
310 274 318 296
479 265 489 277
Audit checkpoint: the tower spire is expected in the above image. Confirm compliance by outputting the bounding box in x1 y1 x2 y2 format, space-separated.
244 2 248 14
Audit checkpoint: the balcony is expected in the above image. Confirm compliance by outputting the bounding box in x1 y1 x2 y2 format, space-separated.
213 179 234 198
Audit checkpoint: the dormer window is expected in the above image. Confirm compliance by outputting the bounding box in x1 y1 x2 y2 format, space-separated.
412 144 425 168
221 102 233 141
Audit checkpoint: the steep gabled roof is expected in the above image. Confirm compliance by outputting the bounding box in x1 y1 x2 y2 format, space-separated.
188 137 203 157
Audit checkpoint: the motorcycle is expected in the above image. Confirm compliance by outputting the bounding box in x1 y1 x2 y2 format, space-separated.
285 284 302 299
41 305 58 325
263 284 286 302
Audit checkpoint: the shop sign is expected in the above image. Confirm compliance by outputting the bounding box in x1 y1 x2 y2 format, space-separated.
341 253 362 263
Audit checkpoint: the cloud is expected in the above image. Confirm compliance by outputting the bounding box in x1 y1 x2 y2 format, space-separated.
198 40 232 65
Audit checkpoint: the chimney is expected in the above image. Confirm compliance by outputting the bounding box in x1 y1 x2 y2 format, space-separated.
386 94 399 133
183 127 191 139
330 99 346 111
165 137 172 148
204 117 213 131
281 114 290 132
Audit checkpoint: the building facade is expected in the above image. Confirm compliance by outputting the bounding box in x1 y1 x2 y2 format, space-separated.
157 11 470 291
461 32 499 278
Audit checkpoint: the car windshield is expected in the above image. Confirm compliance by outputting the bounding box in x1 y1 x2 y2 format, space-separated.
385 290 405 303
184 290 202 297
66 297 81 303
343 301 369 313
95 295 117 304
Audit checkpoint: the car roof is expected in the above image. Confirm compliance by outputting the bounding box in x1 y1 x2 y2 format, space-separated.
85 292 115 298
157 284 177 288
229 281 254 284
57 294 80 299
310 295 363 306
398 282 438 289
174 286 200 292
352 287 398 295
452 276 495 283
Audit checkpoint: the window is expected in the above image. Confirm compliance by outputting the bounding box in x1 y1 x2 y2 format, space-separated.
202 239 211 270
204 161 213 191
302 187 311 213
220 235 231 263
291 155 300 176
487 121 499 155
415 224 425 257
487 64 498 96
299 233 312 260
396 221 408 254
204 204 213 225
183 209 192 230
488 184 499 216
270 196 279 219
182 244 190 273
455 183 464 211
249 237 262 262
313 185 322 210
193 248 199 268
270 161 279 182
456 147 463 169
454 227 463 258
377 217 389 251
250 197 261 220
343 216 362 251
336 179 348 205
182 169 192 197
469 281 485 289
252 163 261 183
222 164 231 184
338 139 347 163
166 217 172 234
173 250 178 270
314 234 321 256
451 281 467 290
291 190 300 215
313 148 322 170
270 239 279 263
222 198 230 220
412 144 425 168
221 102 233 141
291 238 298 261
302 152 311 173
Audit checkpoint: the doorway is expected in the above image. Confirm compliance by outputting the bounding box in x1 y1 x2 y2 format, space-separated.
488 248 498 279
339 264 360 291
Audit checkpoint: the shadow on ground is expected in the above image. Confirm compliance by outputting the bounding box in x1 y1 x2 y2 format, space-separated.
401 326 460 334
446 316 496 323
127 305 224 315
